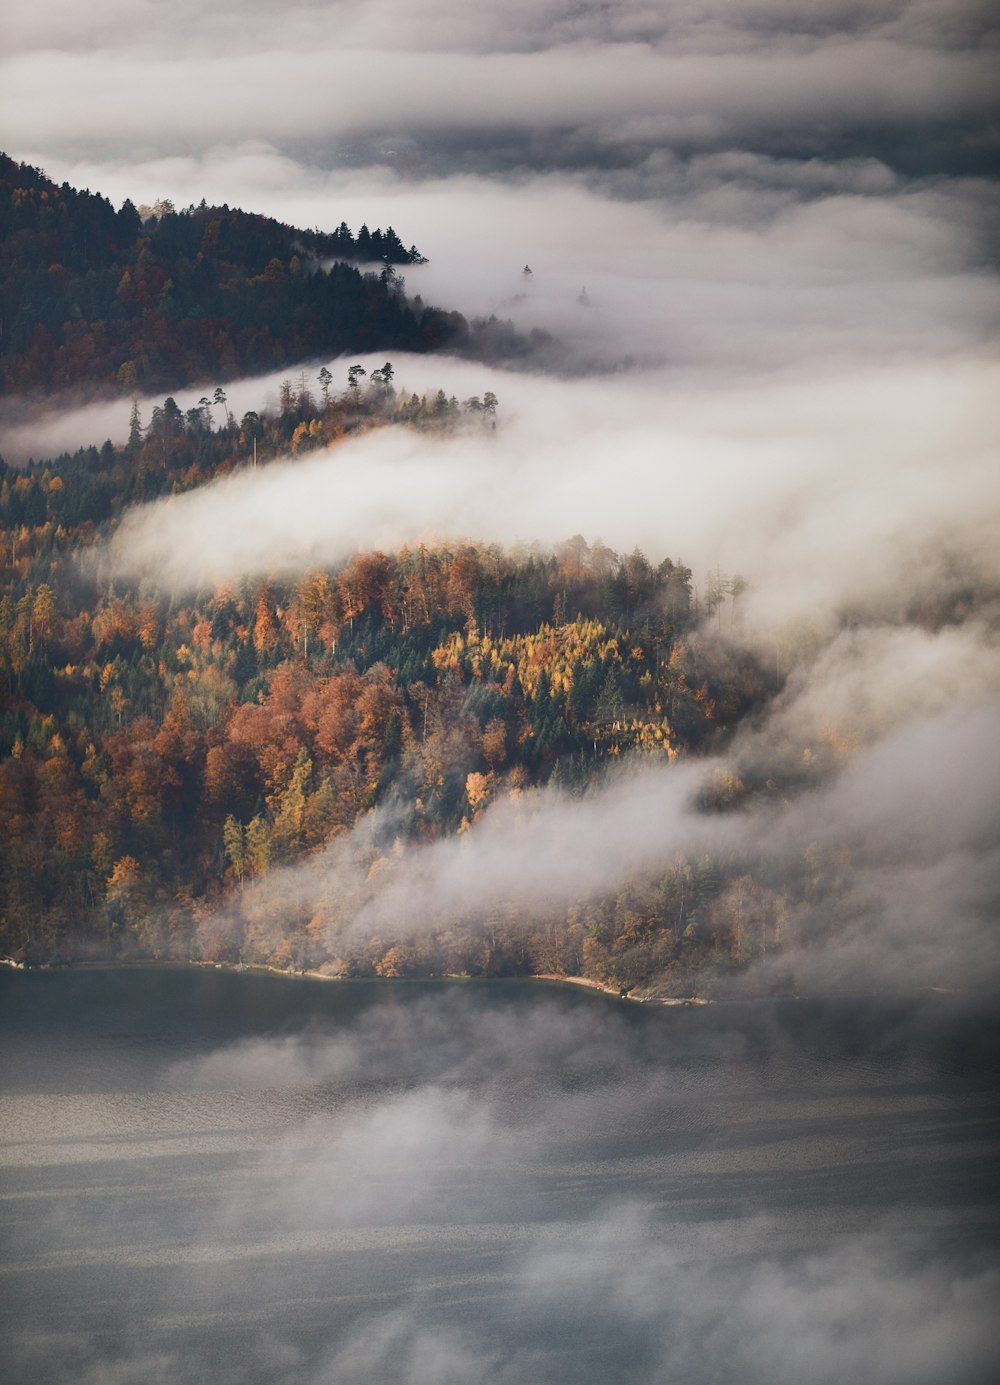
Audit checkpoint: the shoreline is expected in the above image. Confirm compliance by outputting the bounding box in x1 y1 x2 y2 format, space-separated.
531 973 711 1005
3 958 973 1009
3 956 710 1004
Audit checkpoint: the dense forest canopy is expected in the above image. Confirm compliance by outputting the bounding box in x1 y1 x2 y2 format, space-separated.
0 154 537 398
0 355 789 985
4 361 988 994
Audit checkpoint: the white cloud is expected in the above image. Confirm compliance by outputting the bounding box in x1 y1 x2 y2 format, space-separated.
93 352 1000 638
4 4 1000 1380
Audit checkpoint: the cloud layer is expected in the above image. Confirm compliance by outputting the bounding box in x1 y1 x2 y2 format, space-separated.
96 351 1000 634
3 0 995 1007
4 6 1000 1384
4 2 997 182
210 673 1000 995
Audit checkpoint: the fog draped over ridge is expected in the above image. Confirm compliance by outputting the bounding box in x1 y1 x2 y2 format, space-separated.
3 8 1000 1380
95 343 1000 1005
97 353 999 623
1 0 994 993
3 2 998 390
206 659 1000 995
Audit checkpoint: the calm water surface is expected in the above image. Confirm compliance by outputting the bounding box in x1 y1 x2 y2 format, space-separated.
1 969 998 1384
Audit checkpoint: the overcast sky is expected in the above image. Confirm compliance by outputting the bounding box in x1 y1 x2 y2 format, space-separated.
3 2 997 173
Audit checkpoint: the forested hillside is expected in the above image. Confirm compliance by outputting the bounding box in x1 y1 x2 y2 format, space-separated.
0 367 798 986
5 160 980 999
0 154 485 396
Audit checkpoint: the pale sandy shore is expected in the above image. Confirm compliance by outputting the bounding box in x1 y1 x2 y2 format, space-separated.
533 974 711 1005
7 957 710 1003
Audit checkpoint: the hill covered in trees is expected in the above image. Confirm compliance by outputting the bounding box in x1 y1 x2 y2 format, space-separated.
0 374 793 987
0 154 526 398
5 165 977 1000
3 370 991 994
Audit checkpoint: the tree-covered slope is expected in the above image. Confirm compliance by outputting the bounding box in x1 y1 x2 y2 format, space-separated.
0 380 783 984
4 376 990 993
0 154 467 396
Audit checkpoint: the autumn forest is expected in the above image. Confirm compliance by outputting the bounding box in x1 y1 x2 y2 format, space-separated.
0 153 983 995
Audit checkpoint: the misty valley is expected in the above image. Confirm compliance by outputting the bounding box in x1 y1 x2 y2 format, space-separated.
2 0 1000 1375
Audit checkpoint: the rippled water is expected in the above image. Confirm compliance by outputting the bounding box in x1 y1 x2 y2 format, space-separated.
1 968 998 1384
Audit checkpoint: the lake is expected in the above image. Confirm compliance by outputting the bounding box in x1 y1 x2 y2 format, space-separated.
1 968 998 1384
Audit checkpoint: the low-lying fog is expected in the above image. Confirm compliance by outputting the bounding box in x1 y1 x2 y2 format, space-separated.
3 4 999 1378
2 975 998 1385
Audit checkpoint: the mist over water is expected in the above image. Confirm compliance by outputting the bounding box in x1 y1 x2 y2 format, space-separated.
2 970 998 1385
3 3 1000 1377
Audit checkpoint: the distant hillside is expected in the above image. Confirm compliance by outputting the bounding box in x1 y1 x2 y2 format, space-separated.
0 154 469 397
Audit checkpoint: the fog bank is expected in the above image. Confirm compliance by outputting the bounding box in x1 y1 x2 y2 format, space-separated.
98 352 1000 634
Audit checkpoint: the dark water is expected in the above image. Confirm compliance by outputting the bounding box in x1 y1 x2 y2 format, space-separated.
1 969 998 1385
